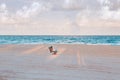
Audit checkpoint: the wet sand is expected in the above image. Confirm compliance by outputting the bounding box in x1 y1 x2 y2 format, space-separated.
0 44 120 80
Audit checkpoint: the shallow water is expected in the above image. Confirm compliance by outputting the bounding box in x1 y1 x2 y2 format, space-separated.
0 35 120 45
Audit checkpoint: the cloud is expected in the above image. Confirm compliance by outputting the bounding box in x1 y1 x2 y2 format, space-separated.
75 0 120 28
63 0 82 10
0 1 52 24
16 2 51 18
0 0 120 35
16 2 40 18
101 6 120 20
0 3 6 9
0 3 9 22
105 0 120 10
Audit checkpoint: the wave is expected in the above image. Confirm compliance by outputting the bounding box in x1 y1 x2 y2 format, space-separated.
0 35 120 45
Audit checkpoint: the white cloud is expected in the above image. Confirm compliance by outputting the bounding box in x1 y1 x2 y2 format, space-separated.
0 1 52 24
0 3 6 9
0 3 9 22
101 6 120 20
15 1 52 23
16 2 49 18
0 0 120 35
75 0 120 28
63 0 82 10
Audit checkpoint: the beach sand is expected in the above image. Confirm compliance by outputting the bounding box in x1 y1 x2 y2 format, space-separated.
0 44 120 80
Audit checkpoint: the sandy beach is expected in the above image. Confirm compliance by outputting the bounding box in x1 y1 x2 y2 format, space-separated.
0 44 120 80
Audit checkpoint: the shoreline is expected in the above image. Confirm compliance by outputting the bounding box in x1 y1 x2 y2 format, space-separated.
0 43 120 45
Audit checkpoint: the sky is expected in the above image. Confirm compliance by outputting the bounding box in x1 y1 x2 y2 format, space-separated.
0 0 120 35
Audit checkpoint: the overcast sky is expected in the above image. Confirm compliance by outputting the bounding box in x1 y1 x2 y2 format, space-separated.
0 0 120 35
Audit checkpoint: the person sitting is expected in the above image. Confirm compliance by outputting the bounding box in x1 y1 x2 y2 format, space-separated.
48 46 57 55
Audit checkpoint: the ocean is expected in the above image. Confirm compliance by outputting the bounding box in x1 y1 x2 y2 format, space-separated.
0 35 120 45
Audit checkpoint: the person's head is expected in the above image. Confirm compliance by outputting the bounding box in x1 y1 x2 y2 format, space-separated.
49 46 53 48
49 46 53 50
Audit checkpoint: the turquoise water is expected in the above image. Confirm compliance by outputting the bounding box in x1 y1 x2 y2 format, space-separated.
0 35 120 45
